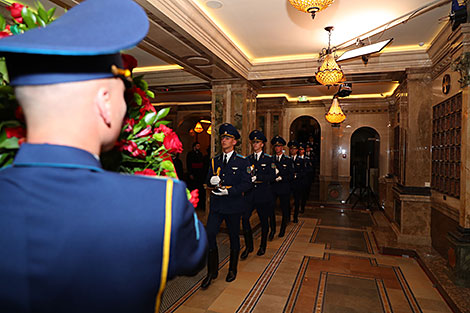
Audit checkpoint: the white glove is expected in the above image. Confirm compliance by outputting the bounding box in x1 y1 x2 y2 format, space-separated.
210 176 221 185
251 176 257 183
212 188 229 196
275 176 282 182
275 168 279 175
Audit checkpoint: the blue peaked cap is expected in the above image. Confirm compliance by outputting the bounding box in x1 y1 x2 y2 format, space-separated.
287 140 299 149
249 130 266 142
271 135 286 146
219 123 240 139
0 0 149 86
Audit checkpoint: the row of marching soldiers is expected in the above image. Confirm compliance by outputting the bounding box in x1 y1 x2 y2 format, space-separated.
201 123 314 289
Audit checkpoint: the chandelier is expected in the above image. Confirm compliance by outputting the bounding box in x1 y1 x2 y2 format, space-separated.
325 97 346 126
288 0 335 19
315 26 344 87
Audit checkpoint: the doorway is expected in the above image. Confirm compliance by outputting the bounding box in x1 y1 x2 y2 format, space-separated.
349 127 380 193
289 115 321 201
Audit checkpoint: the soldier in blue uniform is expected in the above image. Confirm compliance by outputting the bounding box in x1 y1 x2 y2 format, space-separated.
240 130 276 259
271 136 294 237
288 140 305 223
0 1 208 313
299 143 314 214
201 123 252 288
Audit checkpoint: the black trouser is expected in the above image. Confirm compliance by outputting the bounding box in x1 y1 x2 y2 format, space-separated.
272 192 290 230
206 211 241 252
293 188 302 220
242 201 271 245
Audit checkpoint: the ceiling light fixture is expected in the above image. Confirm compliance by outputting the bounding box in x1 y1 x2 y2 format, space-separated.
206 0 223 9
288 0 335 19
315 26 344 87
325 97 346 126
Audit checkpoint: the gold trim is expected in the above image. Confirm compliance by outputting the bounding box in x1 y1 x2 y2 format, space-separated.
155 179 174 311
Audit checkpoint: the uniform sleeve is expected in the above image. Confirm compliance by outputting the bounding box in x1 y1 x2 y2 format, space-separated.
168 181 208 278
228 158 252 196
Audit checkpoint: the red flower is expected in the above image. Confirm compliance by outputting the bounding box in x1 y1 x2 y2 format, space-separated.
14 105 24 121
123 118 135 133
155 124 172 135
134 169 156 176
135 125 152 138
0 31 11 39
122 54 138 72
5 126 25 138
14 17 23 24
163 131 183 154
7 3 25 19
189 189 199 208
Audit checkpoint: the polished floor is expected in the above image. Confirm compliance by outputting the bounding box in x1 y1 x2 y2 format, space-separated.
161 206 453 313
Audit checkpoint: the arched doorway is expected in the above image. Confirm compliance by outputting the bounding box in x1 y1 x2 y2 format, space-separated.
289 115 321 201
350 127 380 193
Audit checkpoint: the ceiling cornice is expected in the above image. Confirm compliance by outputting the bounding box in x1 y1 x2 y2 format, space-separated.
138 0 251 79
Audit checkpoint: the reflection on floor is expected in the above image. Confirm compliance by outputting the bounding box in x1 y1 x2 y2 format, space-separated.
160 206 453 313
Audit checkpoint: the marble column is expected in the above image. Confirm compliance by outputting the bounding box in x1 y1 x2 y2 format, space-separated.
210 80 257 157
392 68 432 245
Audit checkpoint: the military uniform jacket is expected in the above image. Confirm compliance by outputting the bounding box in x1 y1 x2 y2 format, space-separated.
300 155 314 184
291 155 306 188
246 153 276 204
272 154 294 195
0 144 208 313
206 153 252 214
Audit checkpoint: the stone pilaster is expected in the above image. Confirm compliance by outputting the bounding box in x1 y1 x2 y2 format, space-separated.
211 80 257 156
391 68 432 245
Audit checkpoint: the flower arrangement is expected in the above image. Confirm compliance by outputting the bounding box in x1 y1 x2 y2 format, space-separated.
0 2 199 207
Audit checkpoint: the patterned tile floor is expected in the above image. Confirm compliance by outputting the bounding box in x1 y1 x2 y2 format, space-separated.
163 206 454 313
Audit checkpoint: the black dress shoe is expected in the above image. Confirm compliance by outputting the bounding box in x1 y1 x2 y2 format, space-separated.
268 231 275 241
240 248 251 260
278 231 285 238
201 272 218 289
226 270 237 282
257 247 265 256
293 217 298 223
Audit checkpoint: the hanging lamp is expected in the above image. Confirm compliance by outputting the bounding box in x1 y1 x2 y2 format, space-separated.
325 97 346 126
194 122 204 133
288 0 335 19
315 26 344 87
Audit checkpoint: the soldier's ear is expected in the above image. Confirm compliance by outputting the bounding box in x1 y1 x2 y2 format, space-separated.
95 87 112 127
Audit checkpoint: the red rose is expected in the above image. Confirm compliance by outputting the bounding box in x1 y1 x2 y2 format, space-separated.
121 54 138 71
163 131 183 154
135 125 152 138
14 17 23 24
0 31 11 39
155 124 172 135
189 189 199 208
7 3 25 19
134 169 156 176
14 105 24 121
5 126 25 138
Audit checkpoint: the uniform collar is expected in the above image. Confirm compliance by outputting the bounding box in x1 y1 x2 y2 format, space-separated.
14 143 103 169
223 150 234 161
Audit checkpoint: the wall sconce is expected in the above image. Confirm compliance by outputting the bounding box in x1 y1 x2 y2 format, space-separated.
207 125 212 135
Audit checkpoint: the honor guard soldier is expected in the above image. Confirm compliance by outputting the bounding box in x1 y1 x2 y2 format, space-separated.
241 130 276 259
288 140 305 223
271 136 294 237
201 123 252 288
298 143 314 213
0 1 207 312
